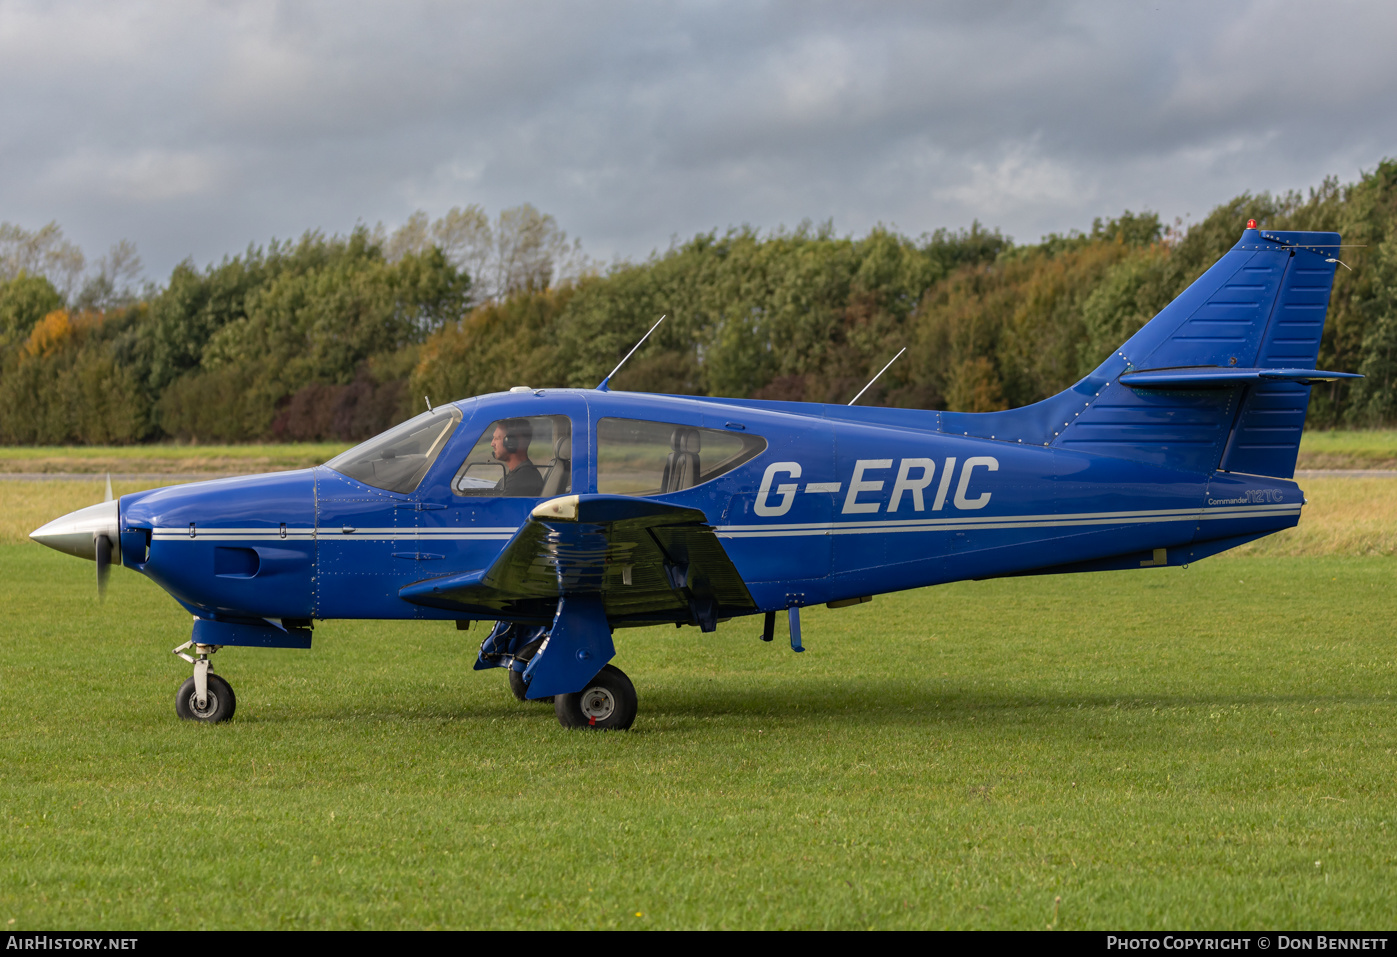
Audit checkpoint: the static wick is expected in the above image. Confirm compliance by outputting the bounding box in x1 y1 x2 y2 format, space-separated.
597 314 667 391
425 395 433 412
848 347 907 406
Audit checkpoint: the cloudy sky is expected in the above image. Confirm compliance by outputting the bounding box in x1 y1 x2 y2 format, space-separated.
2 0 1395 282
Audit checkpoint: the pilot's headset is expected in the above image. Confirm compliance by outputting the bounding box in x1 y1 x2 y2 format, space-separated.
501 419 532 454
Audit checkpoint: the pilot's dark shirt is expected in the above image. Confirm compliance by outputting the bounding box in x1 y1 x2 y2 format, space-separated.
495 460 543 497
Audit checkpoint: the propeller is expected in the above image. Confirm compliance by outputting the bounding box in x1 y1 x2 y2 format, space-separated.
96 473 113 602
95 531 112 602
30 472 120 602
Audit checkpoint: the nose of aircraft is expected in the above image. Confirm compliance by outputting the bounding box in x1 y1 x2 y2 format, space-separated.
30 500 119 561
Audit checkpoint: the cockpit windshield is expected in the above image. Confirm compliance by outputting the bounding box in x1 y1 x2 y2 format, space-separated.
324 406 462 493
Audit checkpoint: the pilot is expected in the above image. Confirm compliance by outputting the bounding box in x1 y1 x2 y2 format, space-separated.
491 418 544 497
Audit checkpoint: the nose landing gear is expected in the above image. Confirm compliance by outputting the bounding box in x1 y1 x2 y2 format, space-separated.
172 641 236 723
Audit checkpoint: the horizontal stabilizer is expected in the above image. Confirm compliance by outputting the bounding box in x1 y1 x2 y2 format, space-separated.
1120 366 1362 388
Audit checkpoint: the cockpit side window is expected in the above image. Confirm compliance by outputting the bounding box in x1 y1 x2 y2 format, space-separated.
596 418 766 495
452 415 573 497
324 406 462 494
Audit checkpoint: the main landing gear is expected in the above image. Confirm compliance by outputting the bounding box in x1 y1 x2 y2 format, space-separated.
507 637 551 703
172 641 236 723
554 664 637 731
477 621 638 730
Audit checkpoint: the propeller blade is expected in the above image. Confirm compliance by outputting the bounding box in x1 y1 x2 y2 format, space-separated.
104 473 113 503
95 532 112 602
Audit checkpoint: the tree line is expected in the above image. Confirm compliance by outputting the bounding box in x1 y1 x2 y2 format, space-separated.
3 163 1397 445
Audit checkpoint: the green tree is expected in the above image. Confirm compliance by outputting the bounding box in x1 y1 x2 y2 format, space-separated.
0 273 63 348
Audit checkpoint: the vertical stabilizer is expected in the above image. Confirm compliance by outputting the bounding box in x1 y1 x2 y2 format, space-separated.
939 227 1342 477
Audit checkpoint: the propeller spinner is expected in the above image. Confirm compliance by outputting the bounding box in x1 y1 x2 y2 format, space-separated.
30 475 120 601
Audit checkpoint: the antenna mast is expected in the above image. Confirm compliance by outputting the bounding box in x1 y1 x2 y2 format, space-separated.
597 314 667 390
848 348 906 406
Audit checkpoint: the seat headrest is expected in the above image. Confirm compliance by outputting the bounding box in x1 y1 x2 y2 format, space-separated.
553 436 572 460
670 427 700 453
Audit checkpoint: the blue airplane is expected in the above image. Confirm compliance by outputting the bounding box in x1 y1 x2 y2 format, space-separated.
31 224 1359 729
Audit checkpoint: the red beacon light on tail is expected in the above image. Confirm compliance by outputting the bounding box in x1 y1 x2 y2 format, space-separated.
1247 219 1258 229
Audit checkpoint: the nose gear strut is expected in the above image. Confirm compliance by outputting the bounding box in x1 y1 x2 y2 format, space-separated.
172 640 236 722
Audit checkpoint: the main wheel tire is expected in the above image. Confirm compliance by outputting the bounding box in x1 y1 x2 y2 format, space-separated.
507 639 553 703
554 664 637 730
175 673 236 723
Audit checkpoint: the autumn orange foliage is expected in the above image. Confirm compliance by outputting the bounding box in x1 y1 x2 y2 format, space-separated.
23 309 73 357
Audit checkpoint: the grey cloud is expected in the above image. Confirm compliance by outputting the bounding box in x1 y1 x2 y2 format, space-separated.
2 0 1395 280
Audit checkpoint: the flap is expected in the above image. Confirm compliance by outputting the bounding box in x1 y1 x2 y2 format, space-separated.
1119 366 1362 389
399 494 756 626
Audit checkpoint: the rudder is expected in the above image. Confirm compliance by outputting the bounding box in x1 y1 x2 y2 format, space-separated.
1217 236 1341 477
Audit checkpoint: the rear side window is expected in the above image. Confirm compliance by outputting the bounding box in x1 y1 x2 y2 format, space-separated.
596 418 766 495
452 415 573 498
324 407 461 493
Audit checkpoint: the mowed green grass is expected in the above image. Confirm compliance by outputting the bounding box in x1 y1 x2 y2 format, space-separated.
1298 430 1397 470
2 544 1395 929
0 443 349 475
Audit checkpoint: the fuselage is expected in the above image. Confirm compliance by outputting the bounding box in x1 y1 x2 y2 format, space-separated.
114 387 1303 625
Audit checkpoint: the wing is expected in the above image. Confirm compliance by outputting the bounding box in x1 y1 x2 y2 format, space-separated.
398 494 757 630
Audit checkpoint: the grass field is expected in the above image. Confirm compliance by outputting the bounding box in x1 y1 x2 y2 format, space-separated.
0 443 349 475
3 462 1396 928
1296 430 1397 470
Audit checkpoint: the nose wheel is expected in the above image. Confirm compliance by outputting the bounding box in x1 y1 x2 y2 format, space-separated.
172 641 236 723
175 672 236 722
